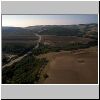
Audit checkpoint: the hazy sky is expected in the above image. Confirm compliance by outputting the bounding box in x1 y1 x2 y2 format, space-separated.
2 15 98 27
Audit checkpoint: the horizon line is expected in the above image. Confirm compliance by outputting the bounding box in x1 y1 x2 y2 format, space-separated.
2 23 98 28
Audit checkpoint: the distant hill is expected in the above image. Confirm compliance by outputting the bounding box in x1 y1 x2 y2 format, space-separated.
26 25 44 32
2 24 98 37
2 27 34 36
26 24 98 37
26 25 81 36
38 25 81 36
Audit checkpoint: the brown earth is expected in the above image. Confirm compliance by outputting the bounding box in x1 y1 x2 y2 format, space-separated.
41 35 92 46
39 47 98 84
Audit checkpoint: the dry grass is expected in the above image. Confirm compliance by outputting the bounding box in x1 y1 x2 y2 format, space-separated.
39 47 98 84
41 35 92 46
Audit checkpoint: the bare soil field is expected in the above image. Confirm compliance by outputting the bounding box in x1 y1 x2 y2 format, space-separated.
39 46 98 84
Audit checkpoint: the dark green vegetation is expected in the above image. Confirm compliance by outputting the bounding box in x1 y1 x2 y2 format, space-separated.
2 55 48 84
3 43 35 56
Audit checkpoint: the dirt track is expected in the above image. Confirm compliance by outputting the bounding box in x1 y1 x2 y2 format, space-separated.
39 47 98 84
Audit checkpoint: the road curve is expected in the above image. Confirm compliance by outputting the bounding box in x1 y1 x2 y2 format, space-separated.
34 33 41 49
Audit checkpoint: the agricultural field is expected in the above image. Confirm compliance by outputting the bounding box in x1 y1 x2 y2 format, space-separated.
41 35 93 47
2 35 38 53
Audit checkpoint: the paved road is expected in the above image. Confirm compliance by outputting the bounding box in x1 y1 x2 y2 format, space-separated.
2 33 41 68
34 33 41 49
